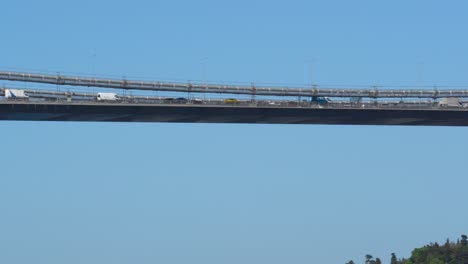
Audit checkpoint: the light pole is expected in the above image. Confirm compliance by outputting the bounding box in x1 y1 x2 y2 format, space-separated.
201 57 208 100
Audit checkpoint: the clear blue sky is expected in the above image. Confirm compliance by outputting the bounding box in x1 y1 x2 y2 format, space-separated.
1 1 467 264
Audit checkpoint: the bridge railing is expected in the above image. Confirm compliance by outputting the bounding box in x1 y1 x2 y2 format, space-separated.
2 71 468 99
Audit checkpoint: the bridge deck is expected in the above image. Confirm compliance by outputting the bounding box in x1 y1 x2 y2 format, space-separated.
1 101 468 126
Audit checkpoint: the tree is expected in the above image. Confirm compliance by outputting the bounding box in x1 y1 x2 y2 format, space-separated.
444 238 450 248
345 261 355 264
347 235 468 264
427 258 444 264
365 255 374 264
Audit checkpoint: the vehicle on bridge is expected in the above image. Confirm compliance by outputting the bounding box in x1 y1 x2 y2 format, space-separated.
224 98 240 104
4 89 29 100
311 96 331 104
192 98 203 104
97 92 119 101
438 97 461 108
163 97 188 104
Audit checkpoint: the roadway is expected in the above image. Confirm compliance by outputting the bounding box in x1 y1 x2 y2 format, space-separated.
2 101 468 126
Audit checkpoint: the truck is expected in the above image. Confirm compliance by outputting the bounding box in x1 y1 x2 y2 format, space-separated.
4 89 29 100
438 97 461 108
97 92 118 101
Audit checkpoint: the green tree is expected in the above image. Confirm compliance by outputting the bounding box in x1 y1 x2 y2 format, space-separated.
391 253 398 264
411 247 428 263
399 258 411 264
443 239 452 263
445 238 451 248
348 235 468 264
427 257 444 264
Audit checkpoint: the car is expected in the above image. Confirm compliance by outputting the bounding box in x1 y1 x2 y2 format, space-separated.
174 97 188 104
164 97 188 104
192 98 203 104
224 98 240 104
311 96 331 104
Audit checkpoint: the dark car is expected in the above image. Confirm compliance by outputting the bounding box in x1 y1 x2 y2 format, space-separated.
192 98 203 104
163 97 188 104
174 97 188 104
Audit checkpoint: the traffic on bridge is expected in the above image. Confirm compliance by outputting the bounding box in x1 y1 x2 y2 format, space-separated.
1 70 468 126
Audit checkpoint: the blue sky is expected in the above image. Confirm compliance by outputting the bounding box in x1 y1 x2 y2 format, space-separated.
1 1 468 264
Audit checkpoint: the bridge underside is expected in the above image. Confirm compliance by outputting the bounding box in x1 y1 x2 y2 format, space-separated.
1 102 468 126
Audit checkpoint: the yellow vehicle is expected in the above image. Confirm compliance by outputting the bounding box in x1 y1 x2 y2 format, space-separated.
224 98 240 104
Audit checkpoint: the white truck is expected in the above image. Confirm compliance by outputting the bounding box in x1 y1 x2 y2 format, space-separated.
97 92 118 101
438 97 461 108
4 89 29 100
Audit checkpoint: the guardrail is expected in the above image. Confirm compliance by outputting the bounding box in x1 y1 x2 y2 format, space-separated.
2 71 468 99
